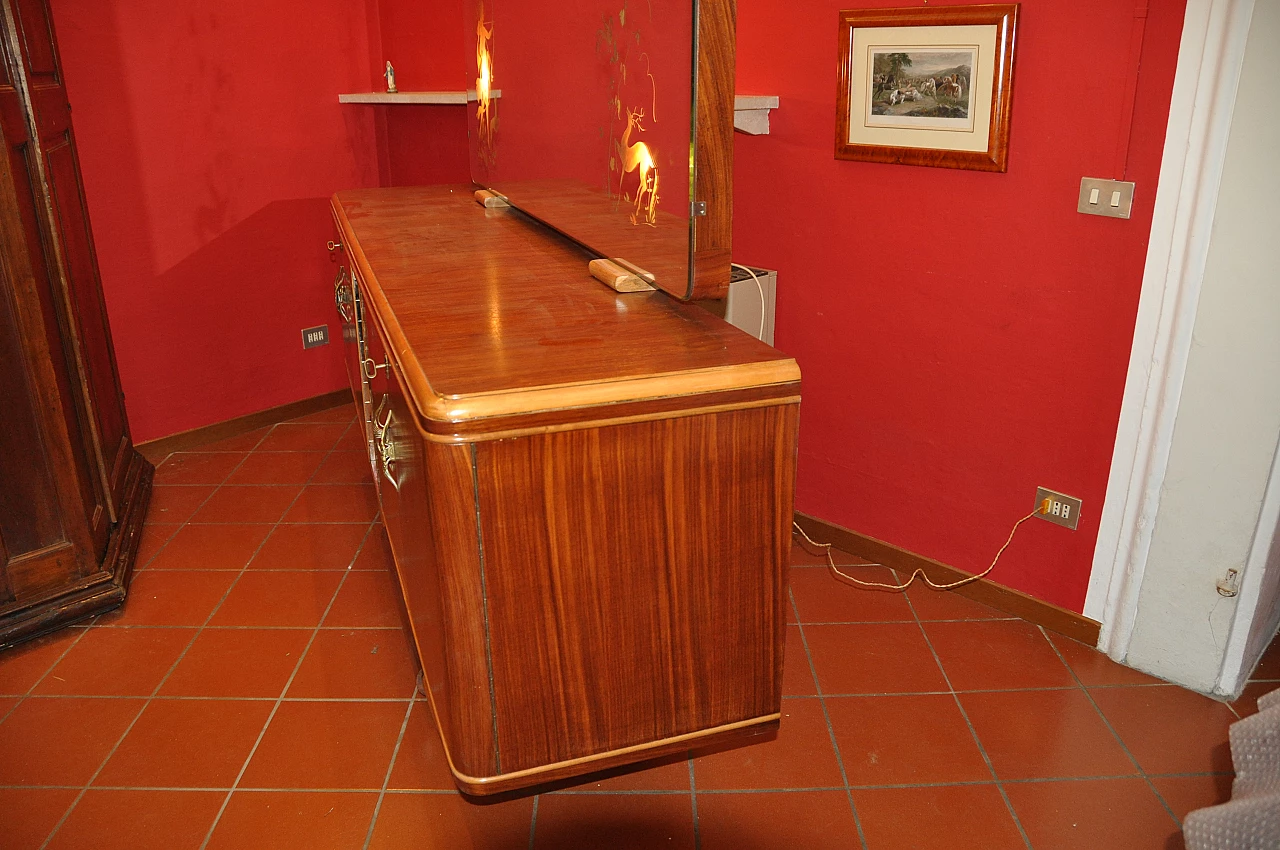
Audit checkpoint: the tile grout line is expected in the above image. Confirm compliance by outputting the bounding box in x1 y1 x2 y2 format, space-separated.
795 617 1020 625
3 413 355 849
137 421 274 568
3 693 423 702
689 756 700 850
900 591 1035 850
0 772 1239 794
33 431 287 850
133 524 185 573
780 684 1123 697
1039 626 1183 826
185 418 368 850
85 624 416 632
788 586 870 850
194 422 373 844
0 625 92 727
195 553 362 849
360 683 418 850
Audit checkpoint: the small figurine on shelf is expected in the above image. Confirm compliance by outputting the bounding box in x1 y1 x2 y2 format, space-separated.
385 61 398 94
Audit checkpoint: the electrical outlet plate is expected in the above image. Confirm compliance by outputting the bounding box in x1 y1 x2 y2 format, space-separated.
302 324 329 349
1077 177 1135 219
1034 487 1082 530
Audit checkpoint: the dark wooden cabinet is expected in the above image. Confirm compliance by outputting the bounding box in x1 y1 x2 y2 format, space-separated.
0 0 152 647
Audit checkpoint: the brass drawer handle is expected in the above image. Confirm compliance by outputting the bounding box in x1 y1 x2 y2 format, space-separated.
373 394 391 441
334 267 354 322
373 398 399 490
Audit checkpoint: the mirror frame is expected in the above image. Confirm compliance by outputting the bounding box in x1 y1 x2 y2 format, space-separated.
688 0 733 301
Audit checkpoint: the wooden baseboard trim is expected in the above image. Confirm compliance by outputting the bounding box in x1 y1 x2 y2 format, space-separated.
137 389 352 462
793 512 1101 646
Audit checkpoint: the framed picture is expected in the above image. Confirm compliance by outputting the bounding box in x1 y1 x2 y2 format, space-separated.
835 4 1019 172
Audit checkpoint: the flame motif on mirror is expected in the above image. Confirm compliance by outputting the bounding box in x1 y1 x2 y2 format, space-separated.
618 99 659 226
475 2 496 167
599 3 660 226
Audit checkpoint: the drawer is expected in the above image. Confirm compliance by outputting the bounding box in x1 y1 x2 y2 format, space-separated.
365 315 501 782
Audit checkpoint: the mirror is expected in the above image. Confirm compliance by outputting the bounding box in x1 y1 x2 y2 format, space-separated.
465 0 732 301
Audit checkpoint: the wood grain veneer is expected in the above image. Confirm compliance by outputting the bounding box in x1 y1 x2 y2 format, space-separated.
333 184 800 795
475 405 796 773
691 0 734 297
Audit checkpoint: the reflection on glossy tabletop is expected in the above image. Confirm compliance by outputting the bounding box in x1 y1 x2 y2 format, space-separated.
332 185 795 431
486 179 692 293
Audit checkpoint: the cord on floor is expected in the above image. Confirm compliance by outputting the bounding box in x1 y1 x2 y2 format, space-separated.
792 507 1042 594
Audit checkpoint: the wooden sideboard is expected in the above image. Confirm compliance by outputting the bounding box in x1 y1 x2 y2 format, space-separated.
329 185 800 795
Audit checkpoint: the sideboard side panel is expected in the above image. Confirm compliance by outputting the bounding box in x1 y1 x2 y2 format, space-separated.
474 404 795 772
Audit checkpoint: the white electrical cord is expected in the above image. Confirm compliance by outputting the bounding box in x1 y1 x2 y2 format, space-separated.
792 507 1042 593
730 262 767 341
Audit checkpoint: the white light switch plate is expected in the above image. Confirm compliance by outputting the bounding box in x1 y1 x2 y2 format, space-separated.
1078 177 1135 219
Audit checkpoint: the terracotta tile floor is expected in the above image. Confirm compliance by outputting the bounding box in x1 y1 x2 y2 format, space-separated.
2 402 1279 849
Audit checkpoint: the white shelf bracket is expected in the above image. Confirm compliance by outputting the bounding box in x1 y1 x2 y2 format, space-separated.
733 95 779 136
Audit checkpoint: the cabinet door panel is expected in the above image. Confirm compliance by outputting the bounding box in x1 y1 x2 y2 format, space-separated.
0 539 12 605
0 61 97 602
0 266 62 557
43 132 128 491
11 0 55 79
0 129 102 539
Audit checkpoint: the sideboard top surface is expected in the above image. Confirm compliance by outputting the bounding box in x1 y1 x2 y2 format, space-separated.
332 186 798 429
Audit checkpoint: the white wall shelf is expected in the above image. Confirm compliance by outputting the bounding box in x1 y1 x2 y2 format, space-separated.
734 95 779 135
339 92 774 134
338 90 500 105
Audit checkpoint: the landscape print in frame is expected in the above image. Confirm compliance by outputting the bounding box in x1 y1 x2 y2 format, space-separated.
835 5 1019 172
867 47 977 131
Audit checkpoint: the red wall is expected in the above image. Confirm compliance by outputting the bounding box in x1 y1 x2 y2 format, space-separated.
735 0 1186 612
56 0 1189 615
371 0 471 187
52 0 382 442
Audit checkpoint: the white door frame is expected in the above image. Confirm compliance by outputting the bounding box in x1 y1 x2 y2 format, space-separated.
1086 0 1256 659
1219 433 1280 692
